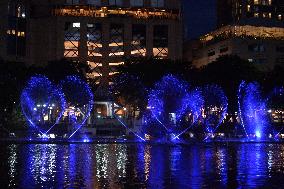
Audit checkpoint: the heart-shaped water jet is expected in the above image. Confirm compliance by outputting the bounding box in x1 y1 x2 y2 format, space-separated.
200 84 228 136
21 75 66 135
59 76 94 138
147 75 203 140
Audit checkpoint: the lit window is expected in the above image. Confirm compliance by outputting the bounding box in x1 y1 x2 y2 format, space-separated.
109 24 124 57
254 0 259 5
87 23 102 57
18 31 25 37
109 72 119 76
254 13 259 18
64 22 80 57
153 25 168 57
247 5 251 12
269 0 272 5
73 23 80 28
8 1 26 18
278 14 282 20
131 24 146 57
87 61 102 82
268 13 271 18
109 62 124 66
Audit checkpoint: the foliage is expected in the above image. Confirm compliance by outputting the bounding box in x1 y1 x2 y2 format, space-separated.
112 58 191 115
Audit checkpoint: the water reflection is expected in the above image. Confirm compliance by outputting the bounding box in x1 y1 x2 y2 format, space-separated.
3 143 284 188
237 144 269 188
8 144 17 188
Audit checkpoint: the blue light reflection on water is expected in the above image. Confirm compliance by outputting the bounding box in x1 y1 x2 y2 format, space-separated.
2 143 284 188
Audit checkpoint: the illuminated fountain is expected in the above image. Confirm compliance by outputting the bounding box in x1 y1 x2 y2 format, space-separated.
266 86 284 138
201 84 228 140
20 74 283 143
59 76 94 139
20 75 66 138
147 75 203 142
238 81 270 139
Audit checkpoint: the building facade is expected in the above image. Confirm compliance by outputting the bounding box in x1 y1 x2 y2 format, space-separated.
217 0 284 27
0 0 183 89
184 0 284 71
0 0 183 136
187 25 284 70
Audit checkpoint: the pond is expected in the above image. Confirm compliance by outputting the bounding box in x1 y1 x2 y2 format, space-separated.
1 143 284 188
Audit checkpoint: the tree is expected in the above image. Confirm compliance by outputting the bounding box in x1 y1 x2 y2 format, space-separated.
43 59 89 83
197 55 263 113
112 58 191 116
0 59 29 129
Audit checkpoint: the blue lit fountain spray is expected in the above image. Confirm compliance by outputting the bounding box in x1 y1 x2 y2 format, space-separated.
238 81 270 139
147 75 203 142
21 75 66 138
59 76 94 139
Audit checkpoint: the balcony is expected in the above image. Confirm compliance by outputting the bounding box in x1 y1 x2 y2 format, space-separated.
52 5 180 20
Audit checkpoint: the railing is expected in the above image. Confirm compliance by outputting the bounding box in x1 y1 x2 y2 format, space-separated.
52 5 180 20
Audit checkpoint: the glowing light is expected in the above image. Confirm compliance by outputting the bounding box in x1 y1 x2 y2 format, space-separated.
147 75 204 139
238 81 270 139
256 131 261 138
49 134 56 139
83 138 90 142
201 84 228 138
41 134 49 139
266 86 284 137
115 115 145 141
20 75 66 135
59 76 94 139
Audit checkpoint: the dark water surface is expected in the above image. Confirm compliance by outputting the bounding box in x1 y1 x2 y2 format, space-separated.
1 143 284 189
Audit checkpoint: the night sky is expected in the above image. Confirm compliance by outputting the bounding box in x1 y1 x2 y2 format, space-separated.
183 0 216 40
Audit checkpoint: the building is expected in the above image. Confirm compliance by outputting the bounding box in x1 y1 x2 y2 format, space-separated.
217 0 284 27
0 0 183 88
0 0 183 137
184 0 284 70
187 25 284 70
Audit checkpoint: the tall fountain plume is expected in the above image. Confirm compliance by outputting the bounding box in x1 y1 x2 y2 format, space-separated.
238 81 270 139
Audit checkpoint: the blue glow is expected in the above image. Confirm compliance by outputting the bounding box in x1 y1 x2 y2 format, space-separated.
266 86 284 137
115 115 146 141
238 81 248 137
83 138 90 143
201 84 228 139
20 75 66 135
147 75 204 140
59 76 94 139
255 131 261 138
238 81 270 139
